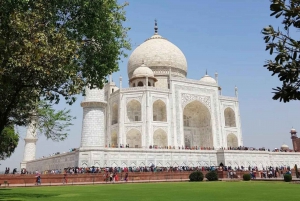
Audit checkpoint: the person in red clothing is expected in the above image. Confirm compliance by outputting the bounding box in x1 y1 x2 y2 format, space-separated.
115 173 118 181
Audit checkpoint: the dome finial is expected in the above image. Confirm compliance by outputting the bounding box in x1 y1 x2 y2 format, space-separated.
206 69 208 75
154 19 158 34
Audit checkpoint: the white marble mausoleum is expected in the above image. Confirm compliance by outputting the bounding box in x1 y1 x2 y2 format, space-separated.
21 23 300 172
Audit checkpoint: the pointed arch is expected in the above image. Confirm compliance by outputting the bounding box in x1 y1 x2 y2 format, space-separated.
138 81 143 86
127 100 141 122
111 103 118 125
111 131 118 148
224 107 236 127
227 133 238 147
126 129 142 148
153 100 167 121
183 100 213 148
153 128 168 148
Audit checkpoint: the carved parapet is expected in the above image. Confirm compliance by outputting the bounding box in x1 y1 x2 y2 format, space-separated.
81 101 107 108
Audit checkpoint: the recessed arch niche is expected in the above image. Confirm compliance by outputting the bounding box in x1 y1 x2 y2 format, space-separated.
183 100 213 148
224 107 236 127
126 129 142 148
111 103 118 125
227 133 238 148
127 100 141 122
153 129 168 148
153 100 167 121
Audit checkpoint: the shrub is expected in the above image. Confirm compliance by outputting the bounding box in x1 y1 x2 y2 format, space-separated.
243 174 251 181
189 171 204 182
284 174 292 182
205 170 218 181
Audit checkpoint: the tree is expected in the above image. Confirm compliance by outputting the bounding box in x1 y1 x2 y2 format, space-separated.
0 126 19 160
0 102 74 160
0 0 130 135
262 0 300 102
35 101 75 141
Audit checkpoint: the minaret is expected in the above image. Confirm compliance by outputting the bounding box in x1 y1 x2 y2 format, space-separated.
290 128 299 151
20 118 38 169
235 86 238 98
80 86 106 149
215 72 218 84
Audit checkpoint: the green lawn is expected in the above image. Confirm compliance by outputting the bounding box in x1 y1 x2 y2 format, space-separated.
0 181 299 201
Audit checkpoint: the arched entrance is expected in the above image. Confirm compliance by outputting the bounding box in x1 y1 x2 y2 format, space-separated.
111 104 118 125
153 100 167 121
126 129 142 148
224 107 236 127
227 133 238 148
153 129 168 148
183 101 212 148
127 100 141 122
111 131 117 148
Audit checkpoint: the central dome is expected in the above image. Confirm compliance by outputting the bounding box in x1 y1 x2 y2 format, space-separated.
127 27 187 79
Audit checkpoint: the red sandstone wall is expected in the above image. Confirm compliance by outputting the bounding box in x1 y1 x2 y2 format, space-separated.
0 172 192 185
1 170 298 185
292 138 300 151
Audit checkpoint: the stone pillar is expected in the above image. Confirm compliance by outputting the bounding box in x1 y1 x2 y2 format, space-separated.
119 76 123 147
215 72 218 84
20 119 38 169
145 76 150 148
80 86 106 149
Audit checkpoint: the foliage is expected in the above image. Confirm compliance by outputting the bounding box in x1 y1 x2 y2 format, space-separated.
284 173 292 182
189 171 204 182
262 0 300 102
0 0 130 135
243 174 251 181
0 125 19 160
35 101 75 141
205 170 218 181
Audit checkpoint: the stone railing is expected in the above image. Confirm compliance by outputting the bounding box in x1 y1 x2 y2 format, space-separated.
121 87 169 93
219 95 238 101
171 77 218 86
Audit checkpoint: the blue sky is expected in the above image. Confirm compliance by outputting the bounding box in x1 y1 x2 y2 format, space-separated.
1 0 299 171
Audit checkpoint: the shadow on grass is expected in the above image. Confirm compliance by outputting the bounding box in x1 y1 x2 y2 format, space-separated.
0 191 58 201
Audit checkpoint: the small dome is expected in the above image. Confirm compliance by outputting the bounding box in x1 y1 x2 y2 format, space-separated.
281 144 289 150
291 128 297 132
131 64 155 79
200 74 217 84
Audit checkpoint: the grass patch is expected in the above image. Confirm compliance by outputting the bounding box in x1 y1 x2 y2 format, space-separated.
0 181 299 201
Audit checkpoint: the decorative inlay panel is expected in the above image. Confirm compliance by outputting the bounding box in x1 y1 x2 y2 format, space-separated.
181 93 211 109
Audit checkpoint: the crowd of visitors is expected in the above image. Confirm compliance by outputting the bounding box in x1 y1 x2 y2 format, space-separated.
15 164 294 178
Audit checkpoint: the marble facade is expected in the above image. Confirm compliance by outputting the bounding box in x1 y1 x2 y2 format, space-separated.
21 24 300 172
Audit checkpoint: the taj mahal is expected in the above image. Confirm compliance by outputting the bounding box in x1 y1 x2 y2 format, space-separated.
20 22 300 172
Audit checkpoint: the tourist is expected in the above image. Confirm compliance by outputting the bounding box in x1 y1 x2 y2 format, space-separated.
35 173 41 185
110 173 113 182
63 172 67 184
